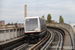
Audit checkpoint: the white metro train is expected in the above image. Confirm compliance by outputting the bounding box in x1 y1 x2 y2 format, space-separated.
24 17 47 41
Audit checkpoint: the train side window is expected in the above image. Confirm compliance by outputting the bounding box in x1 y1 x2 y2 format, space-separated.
41 18 42 25
39 18 41 25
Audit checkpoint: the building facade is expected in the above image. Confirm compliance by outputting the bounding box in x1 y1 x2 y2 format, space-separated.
0 20 5 25
52 20 57 23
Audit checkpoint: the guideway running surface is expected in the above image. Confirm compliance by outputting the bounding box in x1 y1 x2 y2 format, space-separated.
25 44 35 50
47 29 63 50
62 29 73 50
13 28 72 50
13 31 48 50
13 43 35 50
29 30 50 50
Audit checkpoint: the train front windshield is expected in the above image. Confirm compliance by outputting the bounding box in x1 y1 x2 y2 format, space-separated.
25 18 38 31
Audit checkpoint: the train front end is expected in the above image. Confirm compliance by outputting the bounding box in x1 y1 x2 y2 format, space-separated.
24 17 41 40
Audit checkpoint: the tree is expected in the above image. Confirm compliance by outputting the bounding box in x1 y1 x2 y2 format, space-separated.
7 23 10 25
46 20 48 23
11 22 13 25
59 15 64 23
47 14 52 23
42 15 45 19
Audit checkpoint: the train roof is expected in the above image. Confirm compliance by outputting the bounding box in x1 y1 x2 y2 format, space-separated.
24 16 44 20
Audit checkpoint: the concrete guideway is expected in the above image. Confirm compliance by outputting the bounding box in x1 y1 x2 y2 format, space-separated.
0 23 74 50
12 43 35 50
47 29 63 50
0 25 25 50
61 29 73 50
29 30 51 50
46 23 74 50
40 29 54 50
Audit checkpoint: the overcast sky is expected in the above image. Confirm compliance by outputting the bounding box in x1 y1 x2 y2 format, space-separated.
0 0 75 24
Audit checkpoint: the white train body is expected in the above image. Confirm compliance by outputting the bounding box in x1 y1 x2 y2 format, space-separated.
24 17 47 39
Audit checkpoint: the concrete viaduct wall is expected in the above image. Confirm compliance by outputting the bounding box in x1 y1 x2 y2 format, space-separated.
0 25 24 43
46 23 75 49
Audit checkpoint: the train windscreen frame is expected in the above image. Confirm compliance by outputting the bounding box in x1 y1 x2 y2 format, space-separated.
25 18 38 31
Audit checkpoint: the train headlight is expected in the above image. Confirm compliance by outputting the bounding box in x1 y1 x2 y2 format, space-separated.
35 28 38 31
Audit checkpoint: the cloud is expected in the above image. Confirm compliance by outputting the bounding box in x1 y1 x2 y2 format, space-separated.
0 0 75 24
1 7 24 24
46 1 75 16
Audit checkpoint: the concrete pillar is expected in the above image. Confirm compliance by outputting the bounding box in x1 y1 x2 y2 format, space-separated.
10 29 14 39
22 29 23 36
9 29 11 40
20 29 21 36
4 30 6 41
17 29 19 37
5 30 10 40
8 30 10 40
14 29 15 38
0 30 6 42
14 29 17 38
16 29 17 37
21 28 22 36
12 29 14 39
25 5 27 17
13 29 15 38
19 29 20 36
21 28 23 36
22 28 24 35
17 29 20 37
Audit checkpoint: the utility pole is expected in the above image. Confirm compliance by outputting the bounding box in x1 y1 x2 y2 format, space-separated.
69 20 71 25
25 5 27 17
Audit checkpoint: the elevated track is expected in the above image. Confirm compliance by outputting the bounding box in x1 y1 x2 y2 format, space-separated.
3 26 74 50
47 29 63 50
12 27 65 50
